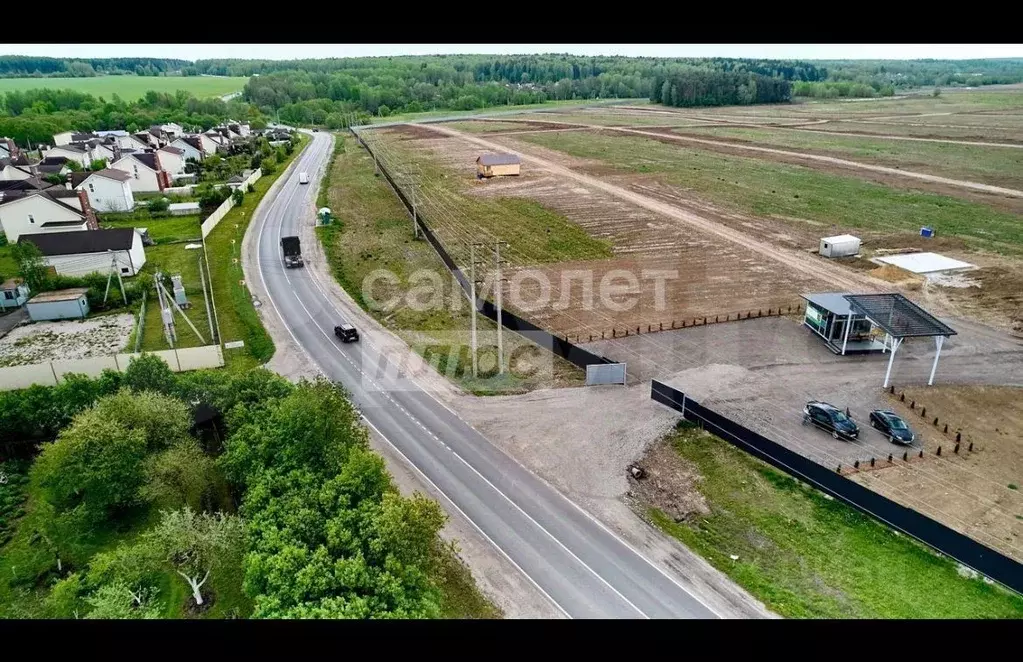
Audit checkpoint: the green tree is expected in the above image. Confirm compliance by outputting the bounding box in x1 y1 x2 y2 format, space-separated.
142 439 223 512
259 156 276 176
145 507 245 606
85 581 163 619
12 239 50 292
122 353 176 396
44 572 87 618
147 197 170 213
31 408 149 520
231 188 244 205
88 158 107 171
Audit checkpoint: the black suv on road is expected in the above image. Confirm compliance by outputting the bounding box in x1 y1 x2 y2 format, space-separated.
334 323 359 343
869 410 916 445
803 401 860 441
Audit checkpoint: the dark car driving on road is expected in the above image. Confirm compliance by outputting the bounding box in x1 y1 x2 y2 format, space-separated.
335 323 359 343
869 410 915 444
802 401 859 440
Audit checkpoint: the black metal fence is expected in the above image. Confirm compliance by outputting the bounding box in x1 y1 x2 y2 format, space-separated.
650 379 1023 596
352 129 612 369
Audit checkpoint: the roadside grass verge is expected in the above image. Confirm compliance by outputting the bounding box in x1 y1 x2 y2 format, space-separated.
137 243 213 352
204 134 309 371
433 541 502 619
647 423 1023 619
317 135 583 394
516 130 1023 254
674 125 1023 191
100 214 202 244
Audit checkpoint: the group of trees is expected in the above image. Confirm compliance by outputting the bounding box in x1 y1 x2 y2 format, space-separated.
650 70 792 107
0 56 189 78
0 87 264 146
0 359 449 619
792 80 897 99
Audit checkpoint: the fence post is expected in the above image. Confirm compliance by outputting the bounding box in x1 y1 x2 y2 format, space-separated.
49 362 59 385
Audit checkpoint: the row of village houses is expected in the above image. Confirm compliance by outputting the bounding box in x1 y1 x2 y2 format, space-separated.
0 122 292 314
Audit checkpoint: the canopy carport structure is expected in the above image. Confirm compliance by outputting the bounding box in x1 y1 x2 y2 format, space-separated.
843 293 957 388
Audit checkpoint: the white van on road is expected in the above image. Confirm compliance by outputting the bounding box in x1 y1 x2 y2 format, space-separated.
299 172 309 185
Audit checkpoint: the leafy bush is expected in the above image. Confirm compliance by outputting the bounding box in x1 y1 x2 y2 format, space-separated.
0 460 29 547
147 197 170 213
231 188 244 205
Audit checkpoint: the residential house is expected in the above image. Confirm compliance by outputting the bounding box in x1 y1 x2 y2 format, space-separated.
115 133 152 152
134 131 159 148
36 156 71 178
198 133 223 155
0 157 34 181
476 153 521 178
159 122 184 138
169 136 204 162
75 169 135 212
1 138 21 160
19 227 146 278
0 189 97 242
0 177 53 195
110 153 171 193
0 278 30 311
44 144 91 169
84 139 120 165
148 126 171 147
53 130 75 146
228 123 251 138
226 170 254 190
157 145 186 175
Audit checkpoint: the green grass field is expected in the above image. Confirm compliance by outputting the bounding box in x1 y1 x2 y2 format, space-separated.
649 423 1023 619
137 243 214 352
375 98 647 125
674 125 1023 190
517 130 1023 254
100 215 202 244
0 75 247 101
318 135 583 394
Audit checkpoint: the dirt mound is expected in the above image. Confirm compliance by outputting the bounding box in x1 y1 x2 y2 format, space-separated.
869 264 925 288
629 436 710 523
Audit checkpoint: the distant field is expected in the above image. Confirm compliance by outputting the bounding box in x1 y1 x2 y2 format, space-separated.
515 130 1023 253
673 125 1023 190
0 75 247 100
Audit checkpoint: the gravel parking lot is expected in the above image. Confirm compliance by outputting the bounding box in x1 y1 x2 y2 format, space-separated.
582 315 1023 467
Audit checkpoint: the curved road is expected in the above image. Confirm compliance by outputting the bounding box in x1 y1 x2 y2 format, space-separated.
251 132 719 619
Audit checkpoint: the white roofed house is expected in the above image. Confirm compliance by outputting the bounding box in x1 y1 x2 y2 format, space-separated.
157 145 186 175
197 133 223 156
75 168 135 212
85 139 120 165
115 133 152 152
18 227 147 278
0 189 98 243
159 122 184 138
0 156 35 181
110 152 171 193
148 126 171 148
44 143 91 169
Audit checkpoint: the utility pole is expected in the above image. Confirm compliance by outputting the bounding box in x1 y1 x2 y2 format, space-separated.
103 251 116 304
115 255 127 305
468 243 482 378
155 271 176 347
199 255 215 342
494 241 508 374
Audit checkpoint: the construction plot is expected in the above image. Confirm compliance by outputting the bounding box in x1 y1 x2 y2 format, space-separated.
363 125 838 340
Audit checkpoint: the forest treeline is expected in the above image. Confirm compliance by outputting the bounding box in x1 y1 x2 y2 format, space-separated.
3 54 1022 127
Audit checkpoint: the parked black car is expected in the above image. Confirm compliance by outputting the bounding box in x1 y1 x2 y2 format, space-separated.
869 410 916 444
335 323 359 343
802 401 859 440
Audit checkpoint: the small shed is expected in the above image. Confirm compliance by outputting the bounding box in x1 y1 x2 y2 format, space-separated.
476 153 521 178
819 234 861 258
167 201 200 216
1 278 30 311
25 287 90 322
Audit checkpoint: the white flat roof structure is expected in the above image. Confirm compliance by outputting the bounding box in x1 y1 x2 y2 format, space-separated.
874 252 975 275
822 234 860 244
168 202 200 213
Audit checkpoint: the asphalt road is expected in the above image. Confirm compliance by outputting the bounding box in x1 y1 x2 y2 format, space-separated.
252 131 720 619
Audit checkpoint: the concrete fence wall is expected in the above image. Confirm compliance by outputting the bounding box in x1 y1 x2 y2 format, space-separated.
0 345 225 391
200 168 262 238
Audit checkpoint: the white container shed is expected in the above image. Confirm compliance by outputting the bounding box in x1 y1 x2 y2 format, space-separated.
819 234 861 258
25 287 90 322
